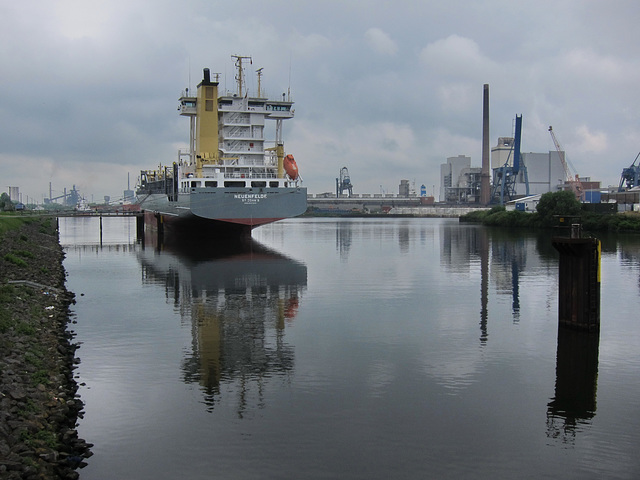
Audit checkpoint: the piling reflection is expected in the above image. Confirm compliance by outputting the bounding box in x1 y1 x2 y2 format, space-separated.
546 328 599 444
137 236 307 416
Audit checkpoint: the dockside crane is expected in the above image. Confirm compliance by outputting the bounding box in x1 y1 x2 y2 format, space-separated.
548 126 584 200
492 114 529 204
618 152 640 191
336 167 353 197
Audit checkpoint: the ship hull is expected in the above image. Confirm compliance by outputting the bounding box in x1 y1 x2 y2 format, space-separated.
138 186 307 238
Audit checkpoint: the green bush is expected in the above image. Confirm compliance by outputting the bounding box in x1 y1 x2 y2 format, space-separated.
0 310 12 333
459 210 490 223
4 253 27 267
16 321 36 335
0 285 14 303
536 191 581 226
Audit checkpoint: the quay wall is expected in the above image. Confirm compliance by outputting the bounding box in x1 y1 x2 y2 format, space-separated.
389 206 490 217
307 197 489 218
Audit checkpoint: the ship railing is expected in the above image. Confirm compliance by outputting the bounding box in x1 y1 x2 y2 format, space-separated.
182 171 300 183
224 172 278 179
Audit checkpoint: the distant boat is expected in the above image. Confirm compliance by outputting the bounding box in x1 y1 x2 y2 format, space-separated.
75 198 91 212
136 55 307 237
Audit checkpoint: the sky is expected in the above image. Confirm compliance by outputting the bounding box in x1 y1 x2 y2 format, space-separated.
2 0 640 203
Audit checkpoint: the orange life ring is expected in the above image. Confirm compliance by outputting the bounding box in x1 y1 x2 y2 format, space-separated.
283 154 299 180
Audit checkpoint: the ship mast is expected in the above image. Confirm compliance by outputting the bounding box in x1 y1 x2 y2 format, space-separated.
256 67 263 98
232 55 252 97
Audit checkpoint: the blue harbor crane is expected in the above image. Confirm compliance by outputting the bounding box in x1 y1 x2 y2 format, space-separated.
618 152 640 191
491 114 529 204
336 167 353 197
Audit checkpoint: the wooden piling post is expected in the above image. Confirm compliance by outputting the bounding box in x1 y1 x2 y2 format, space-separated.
136 212 145 242
155 212 164 238
552 236 601 332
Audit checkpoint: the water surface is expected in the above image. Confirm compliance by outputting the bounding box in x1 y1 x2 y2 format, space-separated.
60 217 640 479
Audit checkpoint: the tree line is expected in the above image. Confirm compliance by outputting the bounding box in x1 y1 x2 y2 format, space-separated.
460 190 640 233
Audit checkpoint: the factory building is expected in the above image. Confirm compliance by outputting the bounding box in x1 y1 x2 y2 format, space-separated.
517 151 566 195
441 139 579 204
489 133 568 196
492 137 515 170
8 187 19 202
398 179 411 197
440 155 482 203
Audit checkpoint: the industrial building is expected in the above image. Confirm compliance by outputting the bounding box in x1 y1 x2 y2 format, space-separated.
439 86 606 206
439 155 481 203
8 187 20 203
501 150 566 196
440 139 591 204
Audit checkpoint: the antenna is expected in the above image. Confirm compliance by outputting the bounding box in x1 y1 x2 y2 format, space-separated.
288 52 292 101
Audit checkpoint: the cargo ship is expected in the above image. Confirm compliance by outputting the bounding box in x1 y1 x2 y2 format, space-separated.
136 55 307 237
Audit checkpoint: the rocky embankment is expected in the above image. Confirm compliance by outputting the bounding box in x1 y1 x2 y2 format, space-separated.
0 217 91 479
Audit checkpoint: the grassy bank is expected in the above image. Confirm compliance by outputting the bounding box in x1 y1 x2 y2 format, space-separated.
0 216 91 479
0 215 33 236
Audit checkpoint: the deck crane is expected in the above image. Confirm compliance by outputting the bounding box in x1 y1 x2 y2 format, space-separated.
618 152 640 191
548 126 584 200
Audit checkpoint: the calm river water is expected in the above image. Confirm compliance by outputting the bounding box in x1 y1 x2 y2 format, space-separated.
59 216 640 479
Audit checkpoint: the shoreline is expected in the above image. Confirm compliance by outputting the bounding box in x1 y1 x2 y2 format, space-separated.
0 217 91 480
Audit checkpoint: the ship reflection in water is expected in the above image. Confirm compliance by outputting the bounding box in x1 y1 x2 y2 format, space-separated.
137 235 307 416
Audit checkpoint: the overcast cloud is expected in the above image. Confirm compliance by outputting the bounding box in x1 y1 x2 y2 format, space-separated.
2 0 639 202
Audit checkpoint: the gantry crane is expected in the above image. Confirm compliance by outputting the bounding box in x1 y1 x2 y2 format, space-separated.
618 152 640 191
548 126 584 200
492 114 529 204
336 167 353 197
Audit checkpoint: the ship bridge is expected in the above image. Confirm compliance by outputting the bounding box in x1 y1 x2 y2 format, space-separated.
265 100 294 119
179 92 197 116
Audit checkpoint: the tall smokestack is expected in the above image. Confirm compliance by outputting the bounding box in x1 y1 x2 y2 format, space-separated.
480 84 491 205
